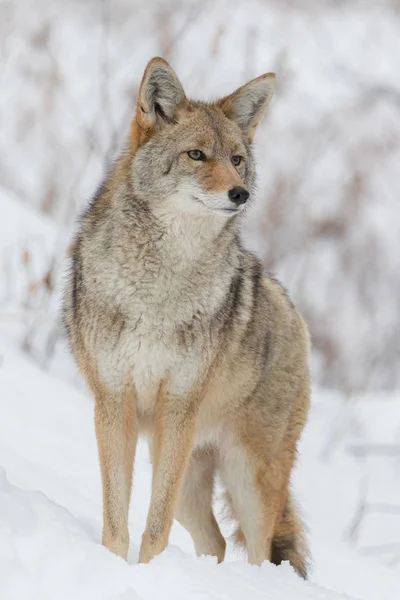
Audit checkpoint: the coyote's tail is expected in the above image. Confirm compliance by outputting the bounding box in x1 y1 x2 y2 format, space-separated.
223 490 309 579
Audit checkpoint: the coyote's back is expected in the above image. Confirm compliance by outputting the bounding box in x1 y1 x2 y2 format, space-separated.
63 57 311 578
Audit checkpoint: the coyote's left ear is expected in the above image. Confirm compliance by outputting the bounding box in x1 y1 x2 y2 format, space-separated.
131 57 186 150
218 73 275 142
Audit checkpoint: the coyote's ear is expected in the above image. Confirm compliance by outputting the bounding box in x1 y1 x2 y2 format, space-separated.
135 57 186 133
218 73 275 142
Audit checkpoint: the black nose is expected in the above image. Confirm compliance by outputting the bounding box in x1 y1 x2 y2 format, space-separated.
228 186 249 206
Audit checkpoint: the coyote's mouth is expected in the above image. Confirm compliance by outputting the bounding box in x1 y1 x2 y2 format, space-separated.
192 196 241 217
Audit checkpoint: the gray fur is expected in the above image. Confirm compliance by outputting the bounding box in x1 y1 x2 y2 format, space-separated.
62 59 310 577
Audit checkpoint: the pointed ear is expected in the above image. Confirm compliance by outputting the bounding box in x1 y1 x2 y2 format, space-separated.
135 57 186 132
218 73 275 141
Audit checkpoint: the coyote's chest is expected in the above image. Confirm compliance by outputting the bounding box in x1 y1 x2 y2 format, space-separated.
96 244 230 414
116 275 214 415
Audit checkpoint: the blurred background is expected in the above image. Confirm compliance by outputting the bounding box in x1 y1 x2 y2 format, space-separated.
0 0 399 592
1 0 399 392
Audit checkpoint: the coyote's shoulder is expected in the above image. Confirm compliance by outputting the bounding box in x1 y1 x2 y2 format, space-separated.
63 57 310 579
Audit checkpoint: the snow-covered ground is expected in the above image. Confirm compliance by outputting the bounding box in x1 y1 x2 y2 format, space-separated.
0 351 399 599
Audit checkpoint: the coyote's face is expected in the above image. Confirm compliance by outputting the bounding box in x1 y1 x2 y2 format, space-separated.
131 59 275 220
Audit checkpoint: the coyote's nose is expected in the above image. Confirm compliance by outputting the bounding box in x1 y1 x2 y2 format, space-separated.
228 186 249 206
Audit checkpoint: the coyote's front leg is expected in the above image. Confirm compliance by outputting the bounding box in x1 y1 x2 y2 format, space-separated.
139 390 198 563
93 380 137 560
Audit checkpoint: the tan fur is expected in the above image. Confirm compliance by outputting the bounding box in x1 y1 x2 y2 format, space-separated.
176 448 226 563
63 57 311 578
77 357 137 559
197 160 243 193
218 72 275 141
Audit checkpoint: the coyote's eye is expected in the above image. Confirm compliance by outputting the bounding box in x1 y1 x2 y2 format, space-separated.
187 150 206 161
231 155 243 167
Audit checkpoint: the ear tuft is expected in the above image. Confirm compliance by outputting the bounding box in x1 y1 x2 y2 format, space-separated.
218 73 275 141
136 57 186 131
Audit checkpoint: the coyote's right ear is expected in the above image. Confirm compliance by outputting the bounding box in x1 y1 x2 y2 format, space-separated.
131 58 186 150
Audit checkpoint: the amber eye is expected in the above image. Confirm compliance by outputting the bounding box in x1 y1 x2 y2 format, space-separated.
231 155 243 167
187 150 206 161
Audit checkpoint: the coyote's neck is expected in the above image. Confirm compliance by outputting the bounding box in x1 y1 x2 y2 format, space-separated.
154 207 238 266
117 184 240 285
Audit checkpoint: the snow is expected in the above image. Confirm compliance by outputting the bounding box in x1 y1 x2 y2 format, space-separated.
0 189 70 377
0 351 399 599
0 468 349 600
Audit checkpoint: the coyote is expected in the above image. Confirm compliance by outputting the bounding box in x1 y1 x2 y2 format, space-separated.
63 57 310 578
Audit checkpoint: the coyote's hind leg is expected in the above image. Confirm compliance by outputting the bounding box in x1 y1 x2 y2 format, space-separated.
176 448 226 562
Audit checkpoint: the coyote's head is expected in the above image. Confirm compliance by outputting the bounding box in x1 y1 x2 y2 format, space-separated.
130 58 275 219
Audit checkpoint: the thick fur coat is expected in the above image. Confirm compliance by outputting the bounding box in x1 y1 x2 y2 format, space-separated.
63 57 310 578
